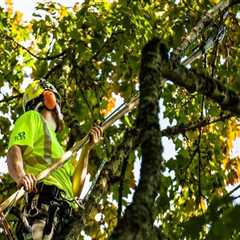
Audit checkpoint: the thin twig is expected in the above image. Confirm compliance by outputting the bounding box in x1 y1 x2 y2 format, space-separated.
0 94 22 104
5 35 67 60
197 96 204 207
161 114 232 136
227 184 240 196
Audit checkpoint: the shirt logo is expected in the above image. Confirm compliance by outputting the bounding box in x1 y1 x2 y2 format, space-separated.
15 132 26 141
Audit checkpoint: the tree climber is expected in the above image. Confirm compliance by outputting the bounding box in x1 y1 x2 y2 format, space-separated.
7 80 103 240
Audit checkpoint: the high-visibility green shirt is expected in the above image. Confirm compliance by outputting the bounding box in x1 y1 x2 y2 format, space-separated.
8 110 74 201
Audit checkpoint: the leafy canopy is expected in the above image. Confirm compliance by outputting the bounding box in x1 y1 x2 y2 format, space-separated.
1 0 240 239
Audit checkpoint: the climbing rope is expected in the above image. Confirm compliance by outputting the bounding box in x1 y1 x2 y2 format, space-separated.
0 211 14 240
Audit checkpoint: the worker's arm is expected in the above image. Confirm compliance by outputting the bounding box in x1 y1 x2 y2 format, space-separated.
72 126 103 197
7 145 37 192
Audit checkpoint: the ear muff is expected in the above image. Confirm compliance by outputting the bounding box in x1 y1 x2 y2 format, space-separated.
43 90 57 110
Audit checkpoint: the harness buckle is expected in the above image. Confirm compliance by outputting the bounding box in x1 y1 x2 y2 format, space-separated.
28 194 40 218
28 206 39 218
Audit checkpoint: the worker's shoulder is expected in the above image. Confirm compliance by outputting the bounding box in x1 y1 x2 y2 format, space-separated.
15 110 42 123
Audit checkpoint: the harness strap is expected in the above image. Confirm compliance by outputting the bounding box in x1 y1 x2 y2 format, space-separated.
44 202 60 235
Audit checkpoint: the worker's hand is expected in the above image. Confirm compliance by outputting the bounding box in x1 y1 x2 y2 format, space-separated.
87 126 103 149
16 174 37 193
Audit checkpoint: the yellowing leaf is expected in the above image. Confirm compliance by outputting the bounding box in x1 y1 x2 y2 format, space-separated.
59 6 68 19
27 23 33 32
236 160 240 179
209 0 221 5
5 0 13 15
225 118 238 157
100 96 116 116
100 108 108 116
198 198 207 212
14 11 23 25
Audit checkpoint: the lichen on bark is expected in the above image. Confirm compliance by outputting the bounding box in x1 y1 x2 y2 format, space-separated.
110 38 166 239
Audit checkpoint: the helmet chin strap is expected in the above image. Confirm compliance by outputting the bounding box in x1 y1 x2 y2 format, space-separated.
34 102 44 111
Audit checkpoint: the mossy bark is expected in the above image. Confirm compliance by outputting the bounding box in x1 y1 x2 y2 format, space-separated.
160 60 240 116
110 39 165 240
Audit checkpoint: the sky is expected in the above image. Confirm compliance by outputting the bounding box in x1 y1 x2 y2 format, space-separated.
0 0 81 20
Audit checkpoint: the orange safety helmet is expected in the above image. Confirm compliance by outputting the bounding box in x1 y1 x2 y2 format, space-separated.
23 80 64 132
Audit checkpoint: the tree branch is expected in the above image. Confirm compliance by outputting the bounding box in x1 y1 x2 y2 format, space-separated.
4 35 67 60
173 0 240 56
160 59 240 117
117 153 129 222
161 114 232 136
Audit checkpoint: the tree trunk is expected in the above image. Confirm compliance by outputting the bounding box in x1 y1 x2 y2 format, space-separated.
110 39 165 239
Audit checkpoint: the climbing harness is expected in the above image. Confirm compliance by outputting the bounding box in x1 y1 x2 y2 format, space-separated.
15 183 72 239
